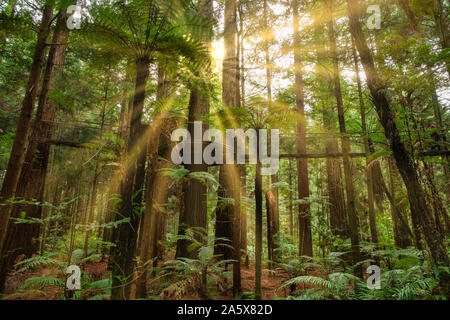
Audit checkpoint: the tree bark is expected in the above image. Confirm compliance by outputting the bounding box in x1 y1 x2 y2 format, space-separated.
0 9 70 292
397 0 421 38
388 157 414 248
265 190 279 267
239 164 248 264
238 2 248 265
347 0 449 290
396 0 450 205
0 4 53 255
84 70 109 258
328 0 363 278
135 64 174 299
254 143 263 300
288 159 294 238
292 0 313 257
110 57 150 300
214 0 241 297
314 11 347 240
351 38 378 244
329 0 362 278
175 92 209 258
175 0 213 260
325 136 348 238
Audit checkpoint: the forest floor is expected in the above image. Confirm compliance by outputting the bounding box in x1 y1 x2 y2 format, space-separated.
236 264 291 300
2 256 315 300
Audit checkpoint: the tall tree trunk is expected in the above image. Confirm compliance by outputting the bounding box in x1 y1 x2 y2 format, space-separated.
388 157 414 248
325 135 348 238
347 0 449 291
0 4 53 255
84 71 109 258
214 162 241 295
314 12 347 240
263 0 272 107
396 0 450 203
239 164 248 265
265 190 279 266
118 98 128 139
292 0 313 257
288 159 294 238
254 139 263 300
175 0 213 260
238 2 248 265
214 0 241 297
351 38 378 244
263 0 279 264
328 0 362 277
135 64 174 299
136 130 174 298
103 76 133 247
110 57 150 300
0 9 70 292
175 90 209 258
239 2 245 110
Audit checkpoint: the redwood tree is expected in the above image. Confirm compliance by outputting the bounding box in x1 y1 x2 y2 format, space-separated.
175 0 213 260
214 0 241 297
328 0 362 277
0 7 70 291
292 0 313 257
0 4 53 255
347 0 449 291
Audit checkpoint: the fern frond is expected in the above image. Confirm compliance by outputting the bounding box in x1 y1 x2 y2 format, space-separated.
88 278 112 290
14 253 62 272
282 276 332 289
87 293 110 300
20 277 65 290
394 278 434 300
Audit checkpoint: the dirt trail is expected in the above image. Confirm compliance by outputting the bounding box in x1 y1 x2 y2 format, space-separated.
239 264 291 299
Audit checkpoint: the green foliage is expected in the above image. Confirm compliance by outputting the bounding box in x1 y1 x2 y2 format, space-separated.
283 272 361 300
0 132 13 170
20 277 65 290
1 0 449 302
154 227 232 299
160 167 220 190
283 247 443 300
14 253 63 273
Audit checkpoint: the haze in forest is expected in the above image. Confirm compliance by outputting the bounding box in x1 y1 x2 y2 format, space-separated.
0 0 448 301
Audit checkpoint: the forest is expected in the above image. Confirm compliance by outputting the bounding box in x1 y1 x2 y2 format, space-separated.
0 0 448 301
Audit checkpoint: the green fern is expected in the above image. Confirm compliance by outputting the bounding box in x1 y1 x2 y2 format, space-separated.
14 253 62 272
88 278 112 290
394 278 435 300
87 293 110 300
283 275 333 289
20 277 65 290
